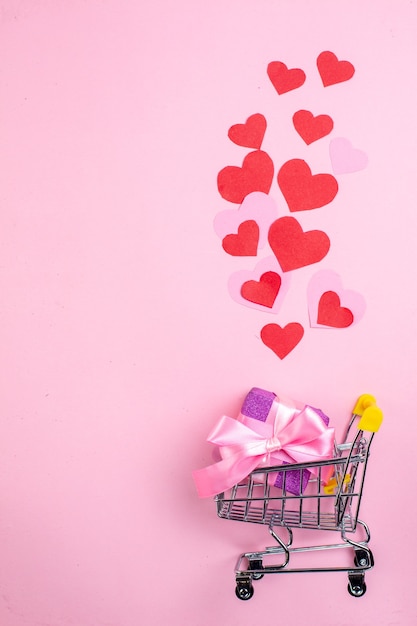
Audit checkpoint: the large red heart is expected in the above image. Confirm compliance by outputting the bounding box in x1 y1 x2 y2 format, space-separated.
267 61 306 95
317 291 354 328
241 271 281 308
317 51 355 87
217 150 274 204
268 216 330 272
277 159 338 212
292 110 334 145
228 113 267 149
222 220 259 256
261 322 304 359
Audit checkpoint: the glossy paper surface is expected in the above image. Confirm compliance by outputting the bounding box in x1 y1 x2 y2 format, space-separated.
0 2 416 625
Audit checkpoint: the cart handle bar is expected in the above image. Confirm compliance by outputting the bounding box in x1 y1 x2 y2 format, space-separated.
353 394 383 433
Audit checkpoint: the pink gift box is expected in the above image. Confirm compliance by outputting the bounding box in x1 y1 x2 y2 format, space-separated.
193 387 335 499
238 387 331 495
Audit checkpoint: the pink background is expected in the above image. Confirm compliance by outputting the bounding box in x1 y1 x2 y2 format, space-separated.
1 1 416 624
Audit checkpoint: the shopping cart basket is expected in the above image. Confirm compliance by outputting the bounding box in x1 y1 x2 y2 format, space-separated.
215 394 383 600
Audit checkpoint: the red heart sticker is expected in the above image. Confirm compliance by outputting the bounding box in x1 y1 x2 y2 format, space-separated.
228 113 267 149
267 61 306 95
217 150 274 204
317 51 355 87
261 322 304 359
241 271 282 308
268 216 330 272
222 220 259 256
292 110 334 145
317 291 354 328
277 159 338 212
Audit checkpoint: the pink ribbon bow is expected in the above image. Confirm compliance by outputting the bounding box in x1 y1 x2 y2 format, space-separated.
193 403 335 498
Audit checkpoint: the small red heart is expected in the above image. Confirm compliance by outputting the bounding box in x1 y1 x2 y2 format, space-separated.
268 216 330 272
241 271 282 308
278 159 338 212
222 220 259 256
317 51 355 87
267 61 306 95
317 291 354 328
228 113 267 149
293 110 334 145
217 150 274 204
261 322 304 359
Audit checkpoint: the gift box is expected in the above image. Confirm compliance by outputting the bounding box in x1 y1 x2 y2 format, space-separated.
193 387 335 498
238 388 331 494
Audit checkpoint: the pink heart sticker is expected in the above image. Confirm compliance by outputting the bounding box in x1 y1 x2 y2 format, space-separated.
307 270 366 328
228 256 291 313
329 137 368 175
214 191 279 250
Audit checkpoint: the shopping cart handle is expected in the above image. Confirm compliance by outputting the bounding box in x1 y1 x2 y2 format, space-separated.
353 394 377 415
357 406 383 433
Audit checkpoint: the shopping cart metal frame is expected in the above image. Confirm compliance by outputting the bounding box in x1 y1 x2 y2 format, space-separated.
215 395 383 599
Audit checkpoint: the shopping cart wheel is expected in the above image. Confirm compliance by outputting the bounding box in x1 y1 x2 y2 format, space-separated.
354 549 373 568
235 580 254 601
248 559 264 580
347 573 367 597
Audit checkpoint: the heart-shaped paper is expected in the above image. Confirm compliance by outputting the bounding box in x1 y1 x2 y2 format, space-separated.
317 291 354 328
222 220 259 256
214 191 278 250
317 51 355 87
277 159 338 212
228 113 267 149
329 137 368 174
261 322 304 359
228 256 290 313
293 110 334 144
267 61 306 95
241 271 281 308
268 216 330 272
217 150 274 204
307 270 366 328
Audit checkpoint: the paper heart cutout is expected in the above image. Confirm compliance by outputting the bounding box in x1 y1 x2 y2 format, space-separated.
214 192 278 250
317 292 353 328
317 51 355 87
267 61 306 95
329 137 368 174
217 150 274 204
261 322 304 359
268 216 330 272
307 270 366 328
228 113 267 149
241 271 281 308
228 256 290 313
222 220 259 256
277 159 338 212
293 110 334 145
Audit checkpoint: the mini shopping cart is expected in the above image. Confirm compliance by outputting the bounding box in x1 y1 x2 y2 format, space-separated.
215 394 383 600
